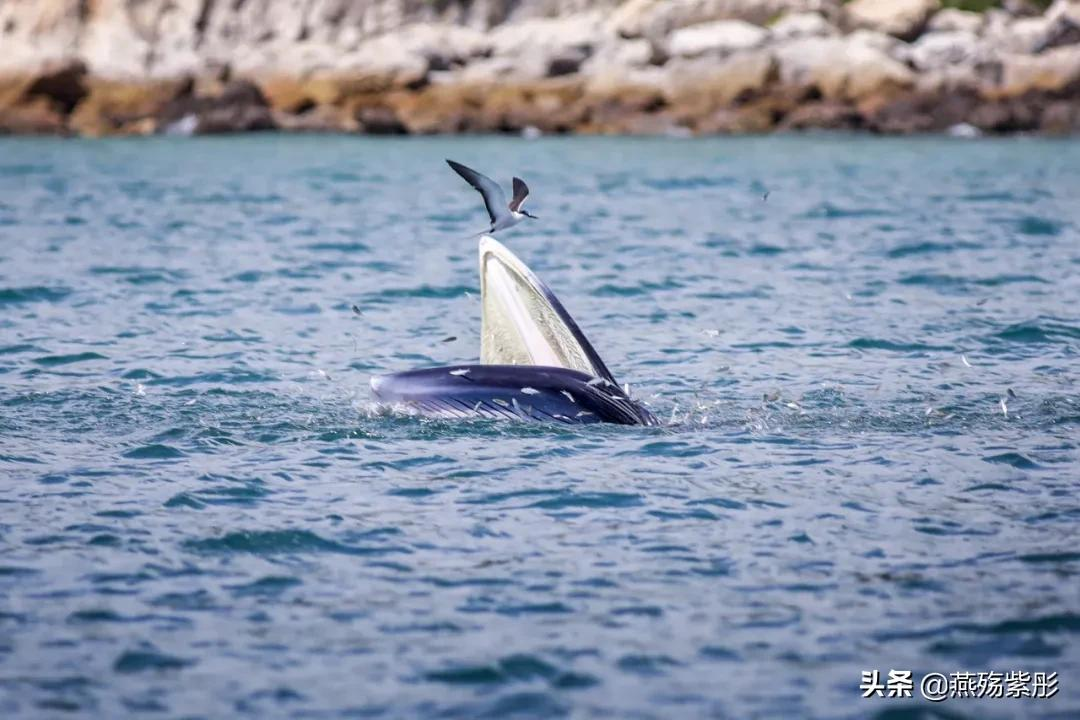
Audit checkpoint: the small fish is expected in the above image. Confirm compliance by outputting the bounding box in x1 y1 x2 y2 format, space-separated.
521 387 539 395
351 304 363 316
511 397 523 414
473 400 483 412
961 354 972 368
493 398 509 407
622 383 631 397
786 401 801 410
1007 388 1017 400
702 329 720 338
763 390 780 403
560 390 575 403
976 297 988 306
449 368 470 377
925 406 935 416
999 398 1008 417
441 335 457 343
576 410 594 418
134 383 146 396
763 190 770 201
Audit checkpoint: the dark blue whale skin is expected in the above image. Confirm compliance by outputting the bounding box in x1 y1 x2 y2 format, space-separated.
371 365 659 426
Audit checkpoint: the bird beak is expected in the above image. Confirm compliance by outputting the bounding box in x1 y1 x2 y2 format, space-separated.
524 211 538 219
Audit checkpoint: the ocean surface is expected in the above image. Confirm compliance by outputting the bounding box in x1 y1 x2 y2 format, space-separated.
1 134 1078 719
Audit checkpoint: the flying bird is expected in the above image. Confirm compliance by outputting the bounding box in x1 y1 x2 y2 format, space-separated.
446 159 537 235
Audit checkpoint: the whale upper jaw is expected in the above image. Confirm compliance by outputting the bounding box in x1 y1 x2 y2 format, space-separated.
478 235 615 383
370 235 656 426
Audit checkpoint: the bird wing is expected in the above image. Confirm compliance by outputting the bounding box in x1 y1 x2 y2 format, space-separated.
447 160 507 225
509 177 530 212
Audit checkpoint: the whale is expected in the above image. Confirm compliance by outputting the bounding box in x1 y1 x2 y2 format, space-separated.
370 236 659 426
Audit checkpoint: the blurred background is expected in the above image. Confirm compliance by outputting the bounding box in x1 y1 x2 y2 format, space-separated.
1 0 1079 137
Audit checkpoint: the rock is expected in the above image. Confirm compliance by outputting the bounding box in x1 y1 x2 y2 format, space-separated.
1038 0 1080 52
909 31 989 72
1040 98 1080 133
694 101 778 133
482 80 587 133
778 101 863 130
581 37 657 77
993 45 1080 97
979 9 1076 55
663 49 777 109
668 20 769 58
927 9 984 35
844 0 940 41
969 97 1041 132
775 34 914 101
578 83 669 134
486 14 604 80
19 60 88 115
389 85 483 134
612 0 826 41
271 105 358 133
159 79 275 134
256 77 318 114
0 97 69 135
354 104 407 134
769 12 837 40
69 77 188 136
864 89 977 132
0 59 88 134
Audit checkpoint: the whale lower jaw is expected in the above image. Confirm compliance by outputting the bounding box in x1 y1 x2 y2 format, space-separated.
370 365 658 426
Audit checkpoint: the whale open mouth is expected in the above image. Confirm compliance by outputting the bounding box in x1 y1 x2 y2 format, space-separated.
370 236 656 425
479 236 616 384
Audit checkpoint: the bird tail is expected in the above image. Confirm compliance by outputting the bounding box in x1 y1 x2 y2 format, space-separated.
464 228 493 240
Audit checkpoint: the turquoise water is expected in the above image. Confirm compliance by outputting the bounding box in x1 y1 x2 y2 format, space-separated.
1 135 1078 718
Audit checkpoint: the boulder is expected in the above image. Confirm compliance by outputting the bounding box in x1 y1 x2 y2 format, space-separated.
1040 98 1080 133
612 0 828 41
18 60 88 114
778 101 863 130
270 105 356 132
486 14 605 80
0 59 88 134
158 79 275 134
909 31 990 72
769 12 837 40
992 45 1080 97
581 37 657 77
668 20 769 58
775 34 915 101
927 8 984 35
663 49 777 109
0 97 69 135
844 0 940 41
69 77 188 136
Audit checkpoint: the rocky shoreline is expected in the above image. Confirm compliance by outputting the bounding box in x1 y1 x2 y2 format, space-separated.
2 0 1079 137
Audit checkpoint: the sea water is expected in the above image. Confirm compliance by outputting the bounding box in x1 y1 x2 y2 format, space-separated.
1 134 1078 718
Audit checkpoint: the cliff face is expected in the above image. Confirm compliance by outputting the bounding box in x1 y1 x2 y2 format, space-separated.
1 0 1079 136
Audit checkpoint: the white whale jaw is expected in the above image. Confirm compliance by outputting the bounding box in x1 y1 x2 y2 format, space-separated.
478 235 613 382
